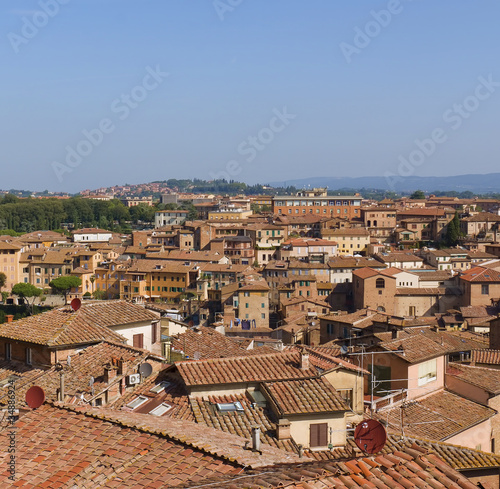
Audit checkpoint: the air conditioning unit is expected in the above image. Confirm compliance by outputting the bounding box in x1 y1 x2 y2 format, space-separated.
127 374 140 385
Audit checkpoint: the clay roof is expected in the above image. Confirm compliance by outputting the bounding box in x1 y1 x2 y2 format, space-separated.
463 212 500 222
0 403 296 487
471 349 500 365
189 393 297 453
262 377 349 416
461 305 498 319
378 390 496 441
0 341 162 408
174 351 325 387
170 326 258 359
447 362 500 394
194 443 480 488
0 301 157 347
353 267 400 279
460 266 500 282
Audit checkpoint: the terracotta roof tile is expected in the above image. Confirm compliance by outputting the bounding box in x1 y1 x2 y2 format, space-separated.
174 351 327 387
0 301 157 347
0 404 246 486
447 362 500 394
470 349 500 365
262 377 349 416
377 390 496 441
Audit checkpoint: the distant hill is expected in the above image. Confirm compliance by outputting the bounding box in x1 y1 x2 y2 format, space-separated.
269 173 500 194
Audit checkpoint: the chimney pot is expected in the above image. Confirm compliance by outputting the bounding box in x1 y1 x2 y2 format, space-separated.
5 315 14 323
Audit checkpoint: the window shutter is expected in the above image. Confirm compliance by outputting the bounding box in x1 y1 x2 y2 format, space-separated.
133 334 144 349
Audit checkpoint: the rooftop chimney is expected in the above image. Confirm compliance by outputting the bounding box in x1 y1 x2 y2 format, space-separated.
277 419 291 440
300 350 310 370
5 315 14 323
251 426 261 453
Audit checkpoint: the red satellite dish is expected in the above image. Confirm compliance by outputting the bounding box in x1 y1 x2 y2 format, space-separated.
25 386 45 409
70 298 81 311
354 419 387 454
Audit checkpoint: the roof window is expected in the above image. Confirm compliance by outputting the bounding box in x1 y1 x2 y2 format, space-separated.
149 403 172 416
127 396 148 409
216 401 244 413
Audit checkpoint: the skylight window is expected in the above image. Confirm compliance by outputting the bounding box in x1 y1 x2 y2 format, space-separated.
150 381 172 394
149 403 172 416
216 401 244 412
127 396 148 409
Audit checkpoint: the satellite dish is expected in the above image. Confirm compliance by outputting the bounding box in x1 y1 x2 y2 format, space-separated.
138 362 153 378
25 386 45 409
354 419 387 454
340 345 348 355
70 298 81 311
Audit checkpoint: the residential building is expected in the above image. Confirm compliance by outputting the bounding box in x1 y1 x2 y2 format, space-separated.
272 189 362 219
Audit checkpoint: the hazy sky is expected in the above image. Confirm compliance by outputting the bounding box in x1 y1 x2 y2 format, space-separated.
2 1 499 193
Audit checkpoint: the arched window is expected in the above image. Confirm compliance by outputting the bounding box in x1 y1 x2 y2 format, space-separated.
376 278 385 289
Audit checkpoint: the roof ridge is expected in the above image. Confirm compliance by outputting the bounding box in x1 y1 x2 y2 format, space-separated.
47 402 301 468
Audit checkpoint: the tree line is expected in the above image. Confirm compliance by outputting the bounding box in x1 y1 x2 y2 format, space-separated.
0 195 164 233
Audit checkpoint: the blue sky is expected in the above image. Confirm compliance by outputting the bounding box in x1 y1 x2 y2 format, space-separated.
1 0 500 192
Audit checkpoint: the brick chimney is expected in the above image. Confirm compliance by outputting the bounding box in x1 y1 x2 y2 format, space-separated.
117 357 128 376
104 365 120 403
104 364 117 384
5 315 14 323
277 419 291 440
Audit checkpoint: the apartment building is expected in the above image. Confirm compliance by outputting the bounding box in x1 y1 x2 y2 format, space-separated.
272 188 362 219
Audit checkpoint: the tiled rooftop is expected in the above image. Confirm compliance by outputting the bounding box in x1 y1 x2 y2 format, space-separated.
262 377 348 416
471 348 500 365
447 362 500 395
170 326 259 359
0 301 157 347
189 393 298 454
377 389 496 441
174 351 324 387
189 444 479 488
0 341 163 408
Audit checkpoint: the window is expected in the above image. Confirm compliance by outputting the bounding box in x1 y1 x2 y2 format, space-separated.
149 403 172 416
133 334 144 349
261 313 265 319
261 303 265 308
418 359 437 386
375 278 385 288
310 422 328 448
5 343 11 360
127 396 148 409
482 284 489 295
25 347 32 366
326 324 334 335
150 381 172 394
151 322 158 343
338 389 353 408
217 401 244 412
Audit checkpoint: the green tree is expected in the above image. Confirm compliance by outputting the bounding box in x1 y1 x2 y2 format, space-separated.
11 283 43 314
445 211 461 246
92 289 106 300
410 190 426 200
49 276 82 302
0 272 6 294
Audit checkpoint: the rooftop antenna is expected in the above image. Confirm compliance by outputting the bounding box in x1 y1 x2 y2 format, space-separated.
138 362 153 378
354 419 387 454
25 386 45 409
